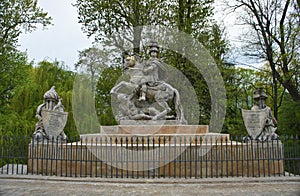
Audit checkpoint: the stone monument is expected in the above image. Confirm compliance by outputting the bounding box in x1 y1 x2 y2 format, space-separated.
28 47 283 178
110 41 186 125
33 86 68 142
242 88 278 141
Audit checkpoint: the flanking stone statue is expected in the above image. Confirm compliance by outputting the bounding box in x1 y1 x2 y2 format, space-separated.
242 88 278 141
110 41 186 124
33 86 68 142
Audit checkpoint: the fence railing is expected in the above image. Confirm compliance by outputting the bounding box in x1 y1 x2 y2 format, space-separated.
0 134 299 178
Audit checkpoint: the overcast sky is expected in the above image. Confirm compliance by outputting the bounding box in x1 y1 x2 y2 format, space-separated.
18 0 250 70
18 0 93 70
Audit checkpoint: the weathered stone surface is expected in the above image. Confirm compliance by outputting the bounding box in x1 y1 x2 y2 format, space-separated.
110 41 186 124
119 120 180 125
42 110 68 137
27 140 284 178
242 108 268 139
100 125 208 134
33 86 67 142
242 88 278 141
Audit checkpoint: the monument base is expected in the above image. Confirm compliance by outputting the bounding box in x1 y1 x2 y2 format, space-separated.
100 124 209 135
28 140 284 177
28 125 284 178
119 120 181 125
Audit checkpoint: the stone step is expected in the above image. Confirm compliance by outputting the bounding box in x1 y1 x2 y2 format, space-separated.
100 125 209 134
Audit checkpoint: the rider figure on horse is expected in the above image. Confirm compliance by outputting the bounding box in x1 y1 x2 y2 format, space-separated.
139 41 167 101
110 41 186 123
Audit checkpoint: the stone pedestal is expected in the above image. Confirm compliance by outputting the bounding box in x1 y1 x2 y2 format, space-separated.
28 125 284 178
27 140 284 177
100 124 209 135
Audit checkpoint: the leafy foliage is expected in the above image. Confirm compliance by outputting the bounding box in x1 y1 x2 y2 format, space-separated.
0 0 52 53
0 50 32 113
1 61 79 139
74 0 162 53
227 0 300 102
95 66 122 125
278 95 300 136
0 0 53 130
0 0 298 141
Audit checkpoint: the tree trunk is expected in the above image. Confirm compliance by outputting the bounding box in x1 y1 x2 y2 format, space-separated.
272 74 278 119
236 0 300 102
133 27 142 55
132 0 141 54
178 0 185 31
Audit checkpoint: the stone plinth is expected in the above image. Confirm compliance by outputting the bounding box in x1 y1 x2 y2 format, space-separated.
119 120 180 125
28 140 284 178
100 125 209 135
28 125 284 178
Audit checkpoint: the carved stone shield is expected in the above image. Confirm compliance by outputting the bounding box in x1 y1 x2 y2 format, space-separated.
242 108 268 139
42 109 68 137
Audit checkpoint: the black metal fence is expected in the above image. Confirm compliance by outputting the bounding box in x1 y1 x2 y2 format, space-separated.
0 134 299 178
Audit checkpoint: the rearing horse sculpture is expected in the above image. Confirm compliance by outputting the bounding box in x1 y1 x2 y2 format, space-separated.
110 55 186 124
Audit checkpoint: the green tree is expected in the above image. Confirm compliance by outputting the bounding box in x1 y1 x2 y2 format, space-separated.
75 0 229 128
0 0 52 53
95 66 122 125
278 94 300 135
227 0 300 105
74 0 228 58
0 51 32 114
0 60 78 167
223 67 256 136
74 0 161 54
75 47 110 92
0 0 52 114
161 1 229 126
1 61 79 139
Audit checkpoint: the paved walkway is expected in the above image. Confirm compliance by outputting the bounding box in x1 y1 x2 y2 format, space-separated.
0 175 299 195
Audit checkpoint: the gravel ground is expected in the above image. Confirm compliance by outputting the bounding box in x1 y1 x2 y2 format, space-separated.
0 175 299 196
